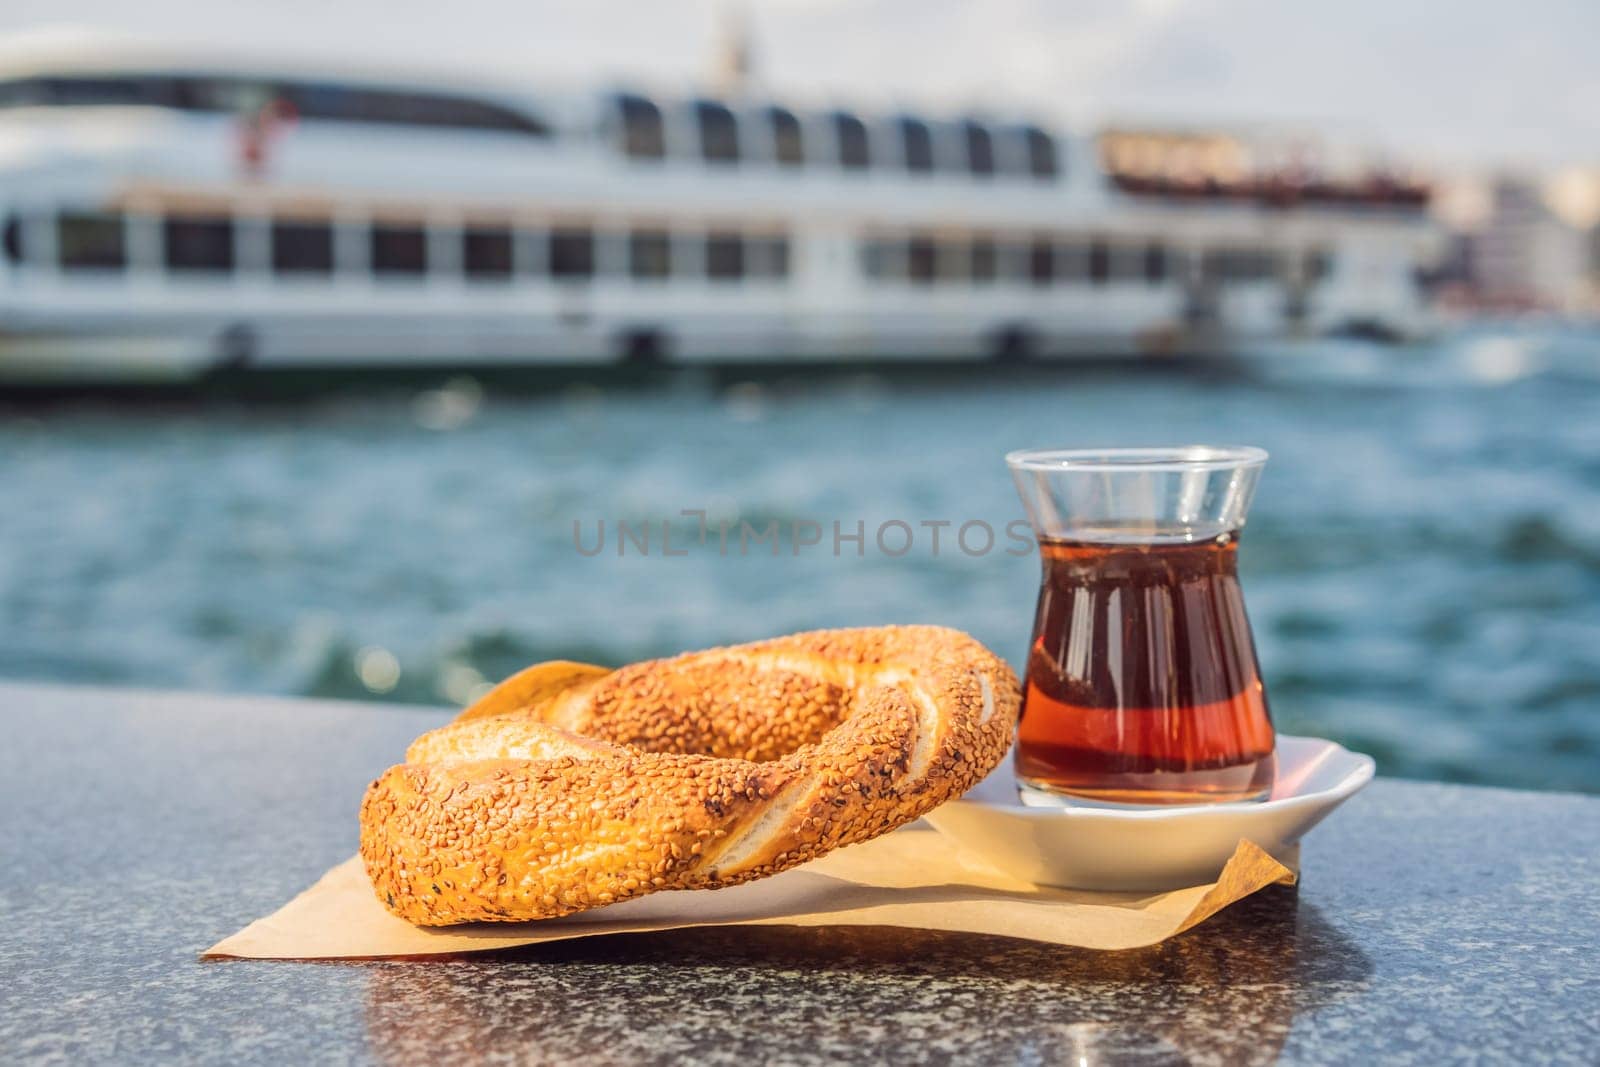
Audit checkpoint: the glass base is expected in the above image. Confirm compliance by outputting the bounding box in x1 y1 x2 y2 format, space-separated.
1017 779 1273 809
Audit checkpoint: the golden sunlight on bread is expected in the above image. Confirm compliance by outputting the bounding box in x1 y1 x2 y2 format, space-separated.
359 625 1019 925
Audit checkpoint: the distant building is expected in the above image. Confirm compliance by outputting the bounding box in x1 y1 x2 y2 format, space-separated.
1453 175 1599 314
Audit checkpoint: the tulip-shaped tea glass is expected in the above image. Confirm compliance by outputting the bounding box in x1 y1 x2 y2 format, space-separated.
1007 446 1276 807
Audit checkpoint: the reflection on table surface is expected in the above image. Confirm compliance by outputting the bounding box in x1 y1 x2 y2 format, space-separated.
362 886 1372 1066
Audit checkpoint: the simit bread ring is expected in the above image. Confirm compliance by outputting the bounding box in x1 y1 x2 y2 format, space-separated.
360 625 1020 925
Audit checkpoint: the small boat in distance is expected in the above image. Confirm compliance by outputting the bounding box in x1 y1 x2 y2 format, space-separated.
0 36 1440 383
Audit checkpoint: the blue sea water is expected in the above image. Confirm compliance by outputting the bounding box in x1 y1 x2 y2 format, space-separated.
3 326 1598 794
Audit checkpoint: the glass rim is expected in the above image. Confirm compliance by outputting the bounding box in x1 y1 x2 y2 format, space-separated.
1005 445 1269 474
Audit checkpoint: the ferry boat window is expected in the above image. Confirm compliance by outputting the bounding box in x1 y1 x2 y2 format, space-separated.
0 75 161 109
832 112 871 170
970 236 998 282
371 224 427 276
165 217 234 273
57 212 126 271
284 82 548 136
463 227 514 279
695 101 740 164
899 118 934 173
748 235 791 278
705 233 744 280
630 230 672 279
271 221 333 275
1 217 20 262
1055 241 1087 282
617 95 666 159
1143 242 1168 283
1204 247 1278 282
1305 248 1332 281
550 228 595 278
860 237 895 279
1088 240 1111 285
1028 238 1054 284
1022 126 1059 179
766 107 804 166
0 75 549 136
906 236 937 284
963 121 995 177
934 240 967 282
996 240 1027 281
177 77 265 113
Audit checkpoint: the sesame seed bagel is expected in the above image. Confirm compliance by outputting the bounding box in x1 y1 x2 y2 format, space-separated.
360 625 1019 925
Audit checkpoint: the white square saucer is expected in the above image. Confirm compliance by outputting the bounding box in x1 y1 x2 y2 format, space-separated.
922 735 1375 892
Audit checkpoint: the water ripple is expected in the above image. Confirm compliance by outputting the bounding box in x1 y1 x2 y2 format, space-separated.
2 330 1599 794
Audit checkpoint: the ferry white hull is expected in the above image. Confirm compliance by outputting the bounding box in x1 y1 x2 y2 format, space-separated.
0 291 1310 384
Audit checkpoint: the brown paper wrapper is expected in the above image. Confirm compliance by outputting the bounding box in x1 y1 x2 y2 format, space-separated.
204 829 1294 960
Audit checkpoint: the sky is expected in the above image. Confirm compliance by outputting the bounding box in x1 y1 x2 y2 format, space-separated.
1 0 1596 173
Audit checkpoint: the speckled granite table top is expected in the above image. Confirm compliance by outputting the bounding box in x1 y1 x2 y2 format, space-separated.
2 682 1597 1066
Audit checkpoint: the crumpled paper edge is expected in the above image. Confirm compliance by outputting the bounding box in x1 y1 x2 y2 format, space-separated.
203 832 1295 961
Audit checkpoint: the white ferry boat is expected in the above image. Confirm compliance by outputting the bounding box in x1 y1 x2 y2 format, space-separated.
0 39 1440 383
